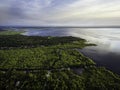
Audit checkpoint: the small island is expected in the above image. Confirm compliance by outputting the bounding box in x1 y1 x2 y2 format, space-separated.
0 30 120 90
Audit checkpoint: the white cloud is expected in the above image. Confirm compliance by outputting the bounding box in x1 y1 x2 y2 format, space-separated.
0 0 120 26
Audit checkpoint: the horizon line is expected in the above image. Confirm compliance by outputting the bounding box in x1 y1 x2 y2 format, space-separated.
1 25 120 28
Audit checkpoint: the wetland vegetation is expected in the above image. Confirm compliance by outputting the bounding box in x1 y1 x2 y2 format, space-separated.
0 30 120 90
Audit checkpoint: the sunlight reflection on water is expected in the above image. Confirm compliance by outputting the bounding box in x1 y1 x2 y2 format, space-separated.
21 27 120 73
22 28 120 53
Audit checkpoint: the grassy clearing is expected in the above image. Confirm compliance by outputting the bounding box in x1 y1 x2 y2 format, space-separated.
0 30 24 35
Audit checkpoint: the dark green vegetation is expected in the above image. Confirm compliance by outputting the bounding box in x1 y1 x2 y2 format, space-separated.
0 48 95 69
0 30 120 90
1 67 120 90
0 35 95 49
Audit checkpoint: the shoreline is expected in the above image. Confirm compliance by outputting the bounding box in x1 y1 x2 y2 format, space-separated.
1 30 120 89
0 29 119 74
79 46 120 75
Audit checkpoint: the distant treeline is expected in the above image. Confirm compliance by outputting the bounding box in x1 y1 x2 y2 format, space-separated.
0 35 86 49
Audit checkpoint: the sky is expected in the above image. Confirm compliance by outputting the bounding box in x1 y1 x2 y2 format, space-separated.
0 0 120 26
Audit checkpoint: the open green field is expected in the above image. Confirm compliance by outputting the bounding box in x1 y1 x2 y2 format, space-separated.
0 30 120 90
0 30 24 35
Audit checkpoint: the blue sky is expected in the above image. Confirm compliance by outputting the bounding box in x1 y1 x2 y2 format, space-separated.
0 0 120 26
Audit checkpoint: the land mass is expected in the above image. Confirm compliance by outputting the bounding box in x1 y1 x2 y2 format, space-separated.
0 30 120 90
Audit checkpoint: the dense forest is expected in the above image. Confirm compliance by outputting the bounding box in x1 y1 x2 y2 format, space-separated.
0 30 120 90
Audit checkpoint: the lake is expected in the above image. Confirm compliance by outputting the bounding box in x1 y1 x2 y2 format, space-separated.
18 27 120 74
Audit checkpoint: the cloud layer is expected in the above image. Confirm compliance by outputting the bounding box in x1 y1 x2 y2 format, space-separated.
0 0 120 26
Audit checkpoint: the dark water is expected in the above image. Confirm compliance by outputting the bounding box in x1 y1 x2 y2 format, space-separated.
17 27 120 74
80 46 120 74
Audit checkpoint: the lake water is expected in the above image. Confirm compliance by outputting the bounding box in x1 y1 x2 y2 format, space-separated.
20 28 120 74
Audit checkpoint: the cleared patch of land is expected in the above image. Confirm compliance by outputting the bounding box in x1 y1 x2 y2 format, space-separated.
0 30 24 35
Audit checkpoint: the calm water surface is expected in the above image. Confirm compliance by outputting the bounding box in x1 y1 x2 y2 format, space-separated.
20 28 120 74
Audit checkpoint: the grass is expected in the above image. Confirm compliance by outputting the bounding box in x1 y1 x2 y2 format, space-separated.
0 30 24 35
